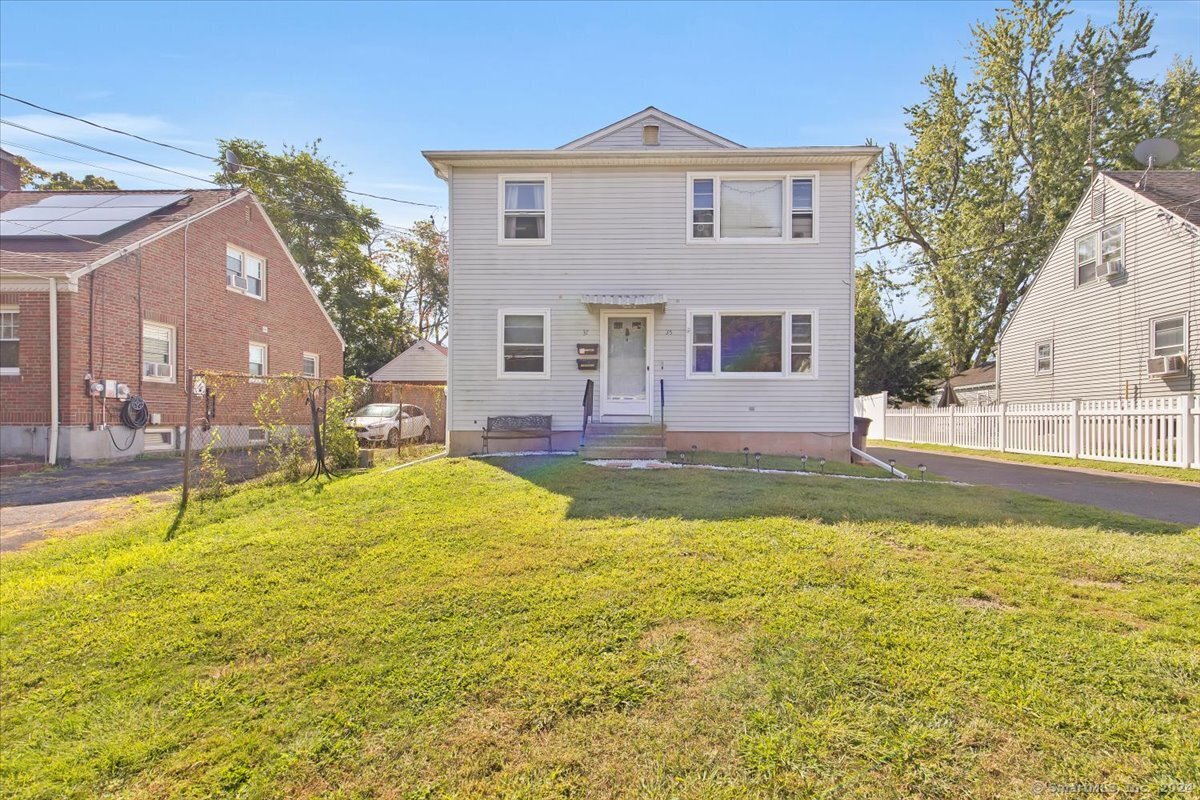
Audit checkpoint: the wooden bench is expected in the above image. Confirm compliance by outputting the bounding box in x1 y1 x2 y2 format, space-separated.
482 415 553 454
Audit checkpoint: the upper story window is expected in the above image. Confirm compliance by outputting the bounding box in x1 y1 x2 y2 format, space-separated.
1075 222 1123 285
142 322 175 382
688 175 819 243
688 311 816 377
227 245 265 299
498 310 549 377
302 352 319 378
1035 341 1054 375
0 306 18 376
499 176 549 243
1151 316 1186 357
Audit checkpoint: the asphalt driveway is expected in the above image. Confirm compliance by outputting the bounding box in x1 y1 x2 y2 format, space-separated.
871 446 1200 527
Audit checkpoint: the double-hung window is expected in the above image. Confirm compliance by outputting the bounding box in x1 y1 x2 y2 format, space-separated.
249 342 268 377
0 306 18 376
142 322 175 382
688 174 818 242
1076 222 1123 284
500 176 549 242
1151 316 1186 358
302 352 319 378
688 311 816 377
227 245 265 298
499 310 548 377
1035 341 1054 375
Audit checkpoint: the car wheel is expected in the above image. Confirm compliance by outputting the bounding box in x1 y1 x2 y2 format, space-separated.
386 429 399 448
421 426 432 444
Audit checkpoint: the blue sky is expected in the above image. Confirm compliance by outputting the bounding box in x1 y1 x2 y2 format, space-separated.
2 0 1198 238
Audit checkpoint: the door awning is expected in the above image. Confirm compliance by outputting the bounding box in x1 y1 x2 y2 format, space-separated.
581 293 666 308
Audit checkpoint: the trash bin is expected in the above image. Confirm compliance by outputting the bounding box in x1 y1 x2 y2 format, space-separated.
851 416 871 462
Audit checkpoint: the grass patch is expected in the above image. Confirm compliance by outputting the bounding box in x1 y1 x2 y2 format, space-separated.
871 439 1200 483
2 456 1196 797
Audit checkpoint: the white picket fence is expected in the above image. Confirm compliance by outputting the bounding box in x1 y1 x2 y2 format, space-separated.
855 391 1200 470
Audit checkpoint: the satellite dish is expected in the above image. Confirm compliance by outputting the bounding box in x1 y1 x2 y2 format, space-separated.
1133 138 1180 168
223 149 242 175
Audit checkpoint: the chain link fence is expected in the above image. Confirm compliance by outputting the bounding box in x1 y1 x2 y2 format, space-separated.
180 370 446 506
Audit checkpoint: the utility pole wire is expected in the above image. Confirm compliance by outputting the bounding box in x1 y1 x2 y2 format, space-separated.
1 92 441 208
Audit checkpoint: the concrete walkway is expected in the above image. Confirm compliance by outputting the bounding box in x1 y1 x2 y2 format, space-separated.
870 446 1200 527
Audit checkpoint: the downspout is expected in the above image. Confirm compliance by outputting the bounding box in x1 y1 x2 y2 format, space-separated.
48 276 59 465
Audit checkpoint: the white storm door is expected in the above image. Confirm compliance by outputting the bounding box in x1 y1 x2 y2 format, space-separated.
603 314 651 415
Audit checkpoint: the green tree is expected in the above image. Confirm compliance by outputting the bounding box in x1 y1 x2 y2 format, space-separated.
859 0 1188 371
371 219 449 346
11 153 119 190
213 140 403 376
854 272 945 405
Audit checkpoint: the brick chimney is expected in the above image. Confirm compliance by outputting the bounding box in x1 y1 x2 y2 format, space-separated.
0 149 22 194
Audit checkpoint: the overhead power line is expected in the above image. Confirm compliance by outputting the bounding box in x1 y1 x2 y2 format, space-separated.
0 124 420 238
0 92 440 208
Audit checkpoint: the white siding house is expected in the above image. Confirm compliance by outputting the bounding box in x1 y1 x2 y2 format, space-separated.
998 171 1199 403
370 339 447 384
424 107 879 457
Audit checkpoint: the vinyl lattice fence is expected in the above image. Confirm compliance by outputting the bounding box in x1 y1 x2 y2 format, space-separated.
855 391 1200 470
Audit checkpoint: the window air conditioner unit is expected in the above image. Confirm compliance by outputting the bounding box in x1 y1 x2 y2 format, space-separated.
1147 354 1186 376
1099 259 1123 278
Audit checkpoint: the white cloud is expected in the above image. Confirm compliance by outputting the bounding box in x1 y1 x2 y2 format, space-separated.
0 112 176 144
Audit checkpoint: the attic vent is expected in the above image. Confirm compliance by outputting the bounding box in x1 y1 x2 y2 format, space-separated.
642 124 660 146
1092 184 1105 219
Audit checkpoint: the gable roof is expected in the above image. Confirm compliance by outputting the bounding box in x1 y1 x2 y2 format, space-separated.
944 362 995 389
370 338 448 381
1103 170 1200 226
0 188 345 349
0 189 241 278
558 107 743 150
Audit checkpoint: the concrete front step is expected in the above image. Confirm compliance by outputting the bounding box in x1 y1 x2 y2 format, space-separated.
580 445 668 459
585 423 662 436
584 434 664 448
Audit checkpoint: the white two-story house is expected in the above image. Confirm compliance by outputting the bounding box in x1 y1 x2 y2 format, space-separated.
998 170 1199 404
424 108 879 458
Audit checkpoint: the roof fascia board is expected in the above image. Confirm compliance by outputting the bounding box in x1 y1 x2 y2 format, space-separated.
68 190 249 281
559 107 743 150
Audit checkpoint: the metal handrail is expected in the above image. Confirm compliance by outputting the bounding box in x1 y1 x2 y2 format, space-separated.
581 379 594 445
659 378 665 437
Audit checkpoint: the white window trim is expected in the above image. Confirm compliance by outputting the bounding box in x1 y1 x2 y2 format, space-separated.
686 173 820 245
141 321 177 384
302 351 320 378
226 244 267 300
497 308 551 379
685 309 818 379
497 174 551 246
1035 340 1054 376
0 305 18 376
1074 220 1124 287
1149 313 1188 358
143 426 177 452
249 341 268 379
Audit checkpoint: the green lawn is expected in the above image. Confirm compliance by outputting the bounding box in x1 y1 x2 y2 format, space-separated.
674 449 911 478
2 456 1197 798
871 439 1200 483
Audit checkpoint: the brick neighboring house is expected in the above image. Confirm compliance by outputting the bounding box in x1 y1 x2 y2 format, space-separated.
0 165 344 462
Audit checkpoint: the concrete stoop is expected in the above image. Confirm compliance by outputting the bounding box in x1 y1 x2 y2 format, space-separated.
580 422 666 459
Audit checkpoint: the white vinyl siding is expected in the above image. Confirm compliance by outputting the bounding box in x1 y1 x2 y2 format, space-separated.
999 175 1199 402
370 340 448 382
142 322 175 382
0 306 18 376
571 115 734 150
448 164 854 434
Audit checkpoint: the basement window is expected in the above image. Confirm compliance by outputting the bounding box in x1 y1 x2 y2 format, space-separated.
143 427 176 452
0 306 18 376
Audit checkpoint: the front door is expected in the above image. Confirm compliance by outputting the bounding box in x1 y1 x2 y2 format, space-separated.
603 313 651 415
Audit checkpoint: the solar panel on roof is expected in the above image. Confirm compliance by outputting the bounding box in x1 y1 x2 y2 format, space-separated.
0 193 192 239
